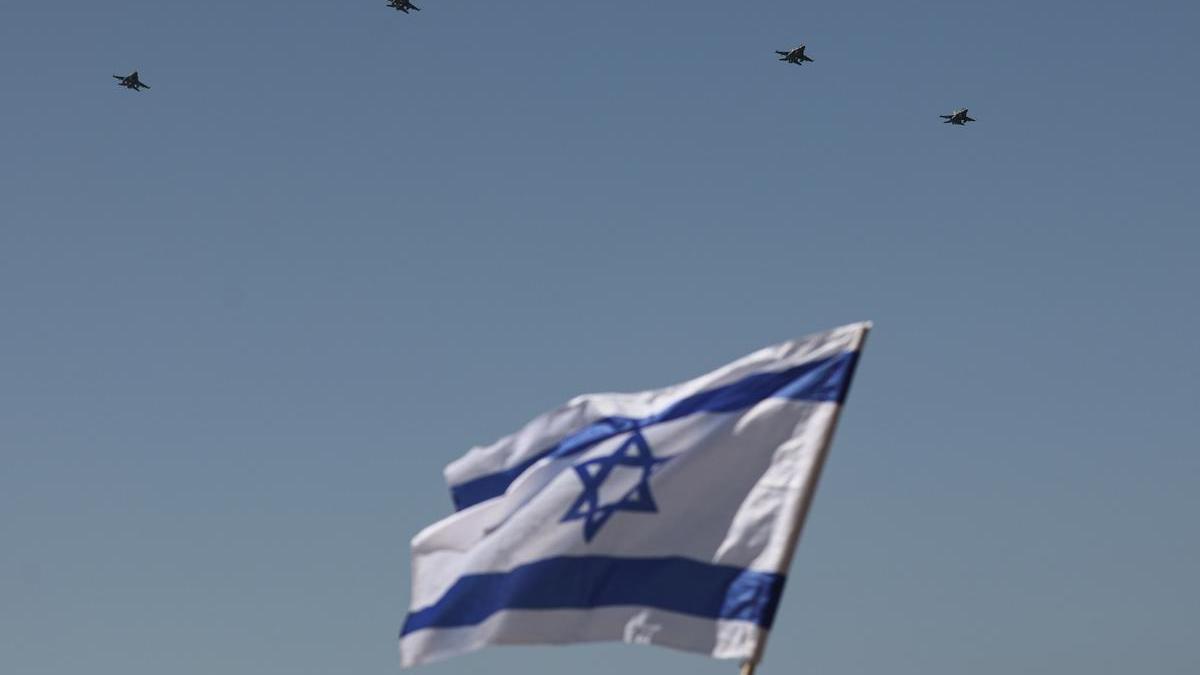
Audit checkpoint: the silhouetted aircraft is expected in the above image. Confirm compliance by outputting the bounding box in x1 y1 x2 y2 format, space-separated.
775 45 813 65
113 71 150 91
387 0 420 12
940 108 976 125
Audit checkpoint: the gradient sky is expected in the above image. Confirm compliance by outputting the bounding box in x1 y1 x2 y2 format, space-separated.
2 1 1198 674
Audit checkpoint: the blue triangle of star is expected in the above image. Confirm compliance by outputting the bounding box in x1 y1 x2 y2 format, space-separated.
561 429 670 542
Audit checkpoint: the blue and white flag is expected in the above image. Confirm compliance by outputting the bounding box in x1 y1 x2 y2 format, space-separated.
400 322 870 667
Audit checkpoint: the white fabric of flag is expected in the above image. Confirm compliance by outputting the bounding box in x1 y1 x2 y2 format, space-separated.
400 322 870 668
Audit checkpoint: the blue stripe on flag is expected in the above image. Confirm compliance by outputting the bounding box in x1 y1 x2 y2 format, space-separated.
450 350 860 511
400 555 786 636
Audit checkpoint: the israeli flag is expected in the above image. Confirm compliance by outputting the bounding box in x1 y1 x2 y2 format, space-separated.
400 323 870 668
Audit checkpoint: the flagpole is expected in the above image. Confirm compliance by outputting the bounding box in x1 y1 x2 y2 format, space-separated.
742 322 872 675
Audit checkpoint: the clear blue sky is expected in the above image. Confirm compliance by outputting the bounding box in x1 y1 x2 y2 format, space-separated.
2 1 1198 674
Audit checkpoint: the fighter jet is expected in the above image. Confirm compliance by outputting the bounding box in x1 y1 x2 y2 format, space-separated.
775 45 814 65
386 0 420 12
113 71 150 91
940 108 976 125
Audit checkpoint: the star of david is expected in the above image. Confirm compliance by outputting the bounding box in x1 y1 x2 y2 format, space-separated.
561 429 670 542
